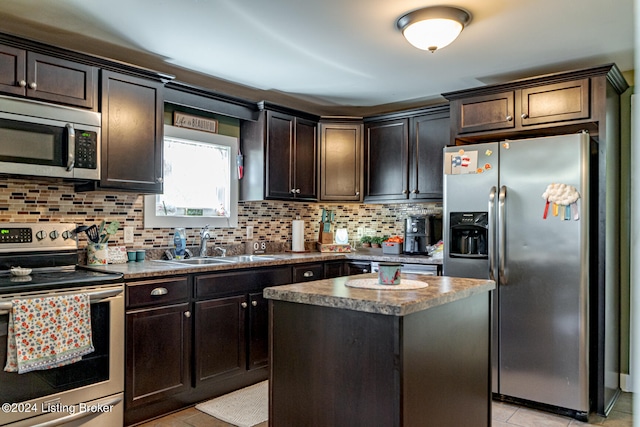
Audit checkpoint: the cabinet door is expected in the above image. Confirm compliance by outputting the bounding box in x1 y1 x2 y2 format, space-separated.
364 119 409 201
0 44 26 96
100 70 163 193
344 262 371 276
323 260 345 279
195 295 246 384
320 122 363 201
266 111 294 199
455 91 515 134
27 52 97 109
126 303 191 408
247 291 268 370
293 117 318 200
520 79 590 126
410 111 449 200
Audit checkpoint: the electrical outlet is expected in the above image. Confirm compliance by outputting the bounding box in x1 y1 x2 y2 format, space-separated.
246 226 254 240
124 226 134 244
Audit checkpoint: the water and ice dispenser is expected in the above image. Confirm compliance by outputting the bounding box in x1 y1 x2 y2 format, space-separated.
448 212 488 258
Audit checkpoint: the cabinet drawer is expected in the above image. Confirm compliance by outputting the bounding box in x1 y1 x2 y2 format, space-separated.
457 91 515 133
292 263 324 282
196 266 292 299
126 277 190 309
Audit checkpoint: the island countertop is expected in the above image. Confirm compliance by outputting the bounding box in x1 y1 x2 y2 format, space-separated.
263 273 495 316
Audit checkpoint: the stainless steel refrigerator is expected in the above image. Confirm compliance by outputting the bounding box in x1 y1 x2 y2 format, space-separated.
443 133 618 420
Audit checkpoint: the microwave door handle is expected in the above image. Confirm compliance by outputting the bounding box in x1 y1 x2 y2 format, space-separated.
66 123 75 171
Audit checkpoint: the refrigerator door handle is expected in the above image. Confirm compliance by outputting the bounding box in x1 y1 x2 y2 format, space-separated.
488 186 497 281
498 185 507 284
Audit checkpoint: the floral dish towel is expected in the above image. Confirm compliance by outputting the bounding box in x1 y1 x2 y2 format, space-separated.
4 294 94 374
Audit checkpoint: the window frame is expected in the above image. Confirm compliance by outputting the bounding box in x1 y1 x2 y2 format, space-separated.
144 124 239 229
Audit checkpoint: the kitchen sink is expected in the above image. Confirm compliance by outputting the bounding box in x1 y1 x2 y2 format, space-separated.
155 257 237 266
224 255 281 263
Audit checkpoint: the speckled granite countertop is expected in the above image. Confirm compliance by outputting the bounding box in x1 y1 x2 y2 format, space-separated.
263 274 495 316
80 250 442 280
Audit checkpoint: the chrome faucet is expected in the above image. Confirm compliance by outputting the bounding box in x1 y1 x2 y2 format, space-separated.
214 246 227 257
199 224 210 257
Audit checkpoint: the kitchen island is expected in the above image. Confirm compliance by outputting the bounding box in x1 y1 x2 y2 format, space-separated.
264 273 495 427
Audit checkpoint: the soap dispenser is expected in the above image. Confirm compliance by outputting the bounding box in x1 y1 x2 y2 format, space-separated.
174 228 186 259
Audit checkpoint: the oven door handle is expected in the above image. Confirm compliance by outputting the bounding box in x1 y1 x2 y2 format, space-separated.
0 287 123 315
29 395 123 427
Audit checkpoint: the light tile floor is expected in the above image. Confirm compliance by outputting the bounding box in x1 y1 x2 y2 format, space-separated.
137 393 632 427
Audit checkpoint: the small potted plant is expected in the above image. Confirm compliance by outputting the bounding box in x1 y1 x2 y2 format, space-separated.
360 235 372 248
371 236 387 248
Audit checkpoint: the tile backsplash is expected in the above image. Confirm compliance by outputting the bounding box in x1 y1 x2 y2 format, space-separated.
0 177 441 250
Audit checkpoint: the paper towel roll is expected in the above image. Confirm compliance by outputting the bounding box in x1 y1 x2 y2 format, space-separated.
292 219 305 252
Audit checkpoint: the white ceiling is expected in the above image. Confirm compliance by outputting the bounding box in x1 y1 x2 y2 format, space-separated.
0 0 634 116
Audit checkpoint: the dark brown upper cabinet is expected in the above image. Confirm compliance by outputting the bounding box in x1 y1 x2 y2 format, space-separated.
364 118 409 202
98 70 164 193
0 43 97 109
240 103 319 202
442 65 631 143
364 104 449 202
319 119 363 202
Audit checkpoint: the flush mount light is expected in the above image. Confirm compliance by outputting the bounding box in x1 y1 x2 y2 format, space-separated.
396 5 471 53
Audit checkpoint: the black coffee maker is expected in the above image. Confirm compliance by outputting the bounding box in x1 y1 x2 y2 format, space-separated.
403 215 442 255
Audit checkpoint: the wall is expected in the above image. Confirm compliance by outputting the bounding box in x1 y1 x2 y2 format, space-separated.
0 176 441 251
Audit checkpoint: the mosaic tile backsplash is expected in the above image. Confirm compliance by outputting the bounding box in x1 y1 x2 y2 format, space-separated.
0 177 441 252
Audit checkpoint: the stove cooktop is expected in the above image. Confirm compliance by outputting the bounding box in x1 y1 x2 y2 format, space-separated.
0 267 123 294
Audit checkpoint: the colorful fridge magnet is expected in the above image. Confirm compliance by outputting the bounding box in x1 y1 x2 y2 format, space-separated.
541 183 580 220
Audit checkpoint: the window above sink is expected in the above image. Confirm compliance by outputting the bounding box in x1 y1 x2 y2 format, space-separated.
143 125 239 229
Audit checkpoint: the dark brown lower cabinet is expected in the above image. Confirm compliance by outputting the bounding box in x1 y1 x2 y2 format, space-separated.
270 291 491 427
195 295 246 384
125 303 191 409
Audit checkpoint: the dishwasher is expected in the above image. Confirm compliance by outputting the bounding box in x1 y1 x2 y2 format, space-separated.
370 261 438 276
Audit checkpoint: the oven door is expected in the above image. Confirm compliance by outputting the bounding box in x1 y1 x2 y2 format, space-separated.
0 284 124 427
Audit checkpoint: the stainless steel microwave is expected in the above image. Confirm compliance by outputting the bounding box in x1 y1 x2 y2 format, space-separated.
0 95 101 180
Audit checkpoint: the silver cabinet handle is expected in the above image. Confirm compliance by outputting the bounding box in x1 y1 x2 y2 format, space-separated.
488 186 497 281
156 176 163 183
241 302 248 308
290 189 296 193
17 80 26 88
295 189 301 194
28 82 37 90
498 186 507 285
355 191 360 196
402 190 408 195
184 311 191 318
362 269 368 273
506 115 513 121
66 123 75 171
251 300 258 307
150 287 168 296
521 113 529 119
303 271 314 278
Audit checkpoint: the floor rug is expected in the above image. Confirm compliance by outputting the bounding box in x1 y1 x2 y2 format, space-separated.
195 381 268 427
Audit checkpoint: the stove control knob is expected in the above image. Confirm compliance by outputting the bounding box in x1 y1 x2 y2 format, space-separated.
61 231 72 240
35 230 46 240
49 230 59 240
412 227 418 232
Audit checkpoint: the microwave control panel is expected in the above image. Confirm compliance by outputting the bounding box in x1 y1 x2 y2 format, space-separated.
75 130 98 169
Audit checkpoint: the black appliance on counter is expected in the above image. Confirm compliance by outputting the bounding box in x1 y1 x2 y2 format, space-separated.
403 215 442 255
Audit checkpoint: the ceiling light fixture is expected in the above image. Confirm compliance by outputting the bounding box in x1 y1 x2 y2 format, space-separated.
396 6 471 53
